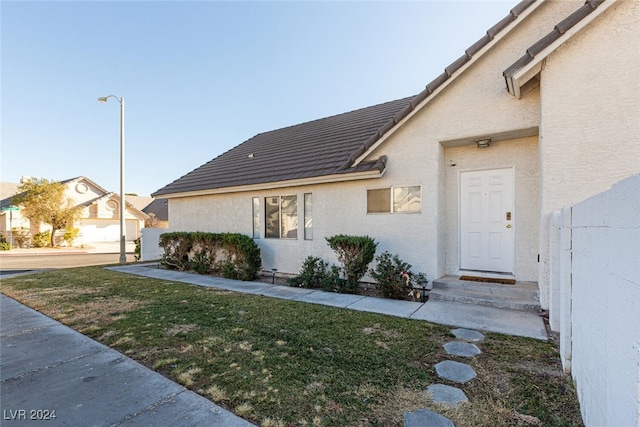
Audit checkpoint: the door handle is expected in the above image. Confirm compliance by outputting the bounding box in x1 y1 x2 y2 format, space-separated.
506 224 512 228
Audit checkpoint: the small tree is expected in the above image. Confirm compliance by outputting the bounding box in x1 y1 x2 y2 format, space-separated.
144 213 161 228
326 234 377 291
13 178 83 247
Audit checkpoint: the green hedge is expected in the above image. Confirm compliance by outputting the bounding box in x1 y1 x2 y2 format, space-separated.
159 232 262 280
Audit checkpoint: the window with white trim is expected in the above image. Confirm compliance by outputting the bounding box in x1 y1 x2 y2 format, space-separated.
304 193 312 240
367 186 421 213
265 195 298 239
252 197 260 239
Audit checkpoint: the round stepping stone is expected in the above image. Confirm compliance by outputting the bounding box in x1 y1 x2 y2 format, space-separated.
444 341 481 357
404 408 454 427
451 328 484 341
434 360 477 383
427 384 469 405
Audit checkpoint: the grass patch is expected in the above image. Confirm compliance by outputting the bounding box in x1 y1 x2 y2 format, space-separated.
1 266 583 426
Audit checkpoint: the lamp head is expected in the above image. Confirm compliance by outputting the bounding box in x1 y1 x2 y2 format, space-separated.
97 97 108 103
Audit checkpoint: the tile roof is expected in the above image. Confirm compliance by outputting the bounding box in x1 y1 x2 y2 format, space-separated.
142 198 168 221
153 0 537 198
153 96 412 196
504 0 606 80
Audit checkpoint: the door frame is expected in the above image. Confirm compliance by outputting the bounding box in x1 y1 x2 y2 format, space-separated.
458 166 515 275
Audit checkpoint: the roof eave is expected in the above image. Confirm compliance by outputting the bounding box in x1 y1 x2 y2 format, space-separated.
505 0 617 98
155 167 387 200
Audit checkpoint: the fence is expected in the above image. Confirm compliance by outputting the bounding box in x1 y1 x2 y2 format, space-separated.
549 173 639 426
140 228 164 262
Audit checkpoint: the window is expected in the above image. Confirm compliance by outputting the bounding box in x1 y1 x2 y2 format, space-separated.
304 193 312 240
367 188 391 213
265 195 298 239
367 186 421 214
393 186 421 213
252 197 260 239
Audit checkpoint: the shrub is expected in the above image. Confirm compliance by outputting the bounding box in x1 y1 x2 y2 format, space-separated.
62 227 79 247
32 230 51 248
11 227 30 248
220 233 262 281
0 233 10 251
159 232 194 271
326 234 377 289
159 232 262 280
369 251 412 299
320 265 351 293
370 251 429 300
288 256 329 288
133 238 141 262
190 232 223 274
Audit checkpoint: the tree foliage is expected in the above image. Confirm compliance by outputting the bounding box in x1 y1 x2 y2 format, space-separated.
13 178 83 247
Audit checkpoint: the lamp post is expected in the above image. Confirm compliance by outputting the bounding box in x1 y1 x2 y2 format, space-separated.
98 95 126 264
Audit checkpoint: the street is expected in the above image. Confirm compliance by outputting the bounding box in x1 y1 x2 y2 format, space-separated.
0 253 137 273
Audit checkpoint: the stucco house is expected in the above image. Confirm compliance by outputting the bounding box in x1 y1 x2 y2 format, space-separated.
0 176 149 246
153 0 639 313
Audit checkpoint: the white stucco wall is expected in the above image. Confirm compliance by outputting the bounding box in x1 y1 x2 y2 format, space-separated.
442 136 539 280
558 174 640 427
165 0 620 285
362 1 581 280
168 179 434 277
141 227 165 261
537 0 640 308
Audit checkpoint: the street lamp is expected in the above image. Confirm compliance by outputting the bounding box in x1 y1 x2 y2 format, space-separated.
98 95 126 264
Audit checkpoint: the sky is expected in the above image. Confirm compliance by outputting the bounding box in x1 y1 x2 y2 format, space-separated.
1 0 518 197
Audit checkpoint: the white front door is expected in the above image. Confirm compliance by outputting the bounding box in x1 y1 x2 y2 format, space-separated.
460 168 514 273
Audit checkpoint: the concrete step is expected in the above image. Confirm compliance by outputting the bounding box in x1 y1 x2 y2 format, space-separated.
431 276 541 313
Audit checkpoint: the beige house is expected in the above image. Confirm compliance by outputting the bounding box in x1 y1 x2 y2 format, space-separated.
153 0 639 312
0 176 149 246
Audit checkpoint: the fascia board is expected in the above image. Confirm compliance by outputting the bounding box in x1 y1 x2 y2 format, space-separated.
158 169 386 200
508 0 618 98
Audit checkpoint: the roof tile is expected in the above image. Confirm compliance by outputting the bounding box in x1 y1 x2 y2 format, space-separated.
465 34 492 56
426 72 450 94
445 53 471 77
487 13 517 38
511 0 537 17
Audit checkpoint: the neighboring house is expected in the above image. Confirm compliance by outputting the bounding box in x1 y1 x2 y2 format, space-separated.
141 198 169 228
153 0 639 316
0 176 149 245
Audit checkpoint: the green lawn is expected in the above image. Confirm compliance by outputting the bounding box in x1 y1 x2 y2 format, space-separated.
1 266 583 426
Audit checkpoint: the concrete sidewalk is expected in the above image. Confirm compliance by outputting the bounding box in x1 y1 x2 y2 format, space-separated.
109 264 548 340
0 294 255 427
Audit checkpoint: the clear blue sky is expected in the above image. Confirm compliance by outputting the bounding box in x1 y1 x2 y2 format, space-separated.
1 0 517 197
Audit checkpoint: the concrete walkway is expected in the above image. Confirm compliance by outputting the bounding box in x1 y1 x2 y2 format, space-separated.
109 264 548 340
0 294 255 426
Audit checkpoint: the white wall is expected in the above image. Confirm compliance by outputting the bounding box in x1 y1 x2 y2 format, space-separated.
550 173 640 427
141 227 165 261
167 179 433 277
442 136 540 280
537 0 640 309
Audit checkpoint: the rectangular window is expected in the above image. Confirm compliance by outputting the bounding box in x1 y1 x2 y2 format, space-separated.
252 197 260 239
304 193 312 240
265 195 298 239
393 186 421 213
367 188 391 213
367 186 421 214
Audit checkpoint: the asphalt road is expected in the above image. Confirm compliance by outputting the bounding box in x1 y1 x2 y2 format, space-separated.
0 253 137 272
